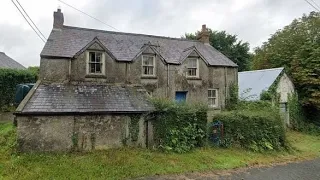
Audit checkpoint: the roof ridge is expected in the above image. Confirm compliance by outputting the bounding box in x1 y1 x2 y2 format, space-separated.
239 67 284 74
63 25 201 42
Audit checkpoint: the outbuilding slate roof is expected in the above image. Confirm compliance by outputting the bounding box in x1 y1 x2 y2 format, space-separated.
238 67 284 101
41 26 237 67
20 84 154 115
0 52 25 69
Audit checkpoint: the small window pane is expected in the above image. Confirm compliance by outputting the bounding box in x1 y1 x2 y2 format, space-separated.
96 63 101 73
212 90 216 97
90 64 95 73
90 52 95 62
208 98 216 106
188 59 197 68
96 53 102 62
188 68 196 76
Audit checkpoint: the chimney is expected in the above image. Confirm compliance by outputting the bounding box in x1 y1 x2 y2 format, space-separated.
53 8 64 29
197 24 210 45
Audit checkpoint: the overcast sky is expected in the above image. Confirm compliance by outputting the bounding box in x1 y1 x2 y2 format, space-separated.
0 0 316 67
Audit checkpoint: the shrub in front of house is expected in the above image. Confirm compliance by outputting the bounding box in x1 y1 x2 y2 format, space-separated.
0 68 37 111
213 105 289 152
151 99 207 153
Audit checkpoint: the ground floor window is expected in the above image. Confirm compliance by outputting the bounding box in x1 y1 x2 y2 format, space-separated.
208 89 218 107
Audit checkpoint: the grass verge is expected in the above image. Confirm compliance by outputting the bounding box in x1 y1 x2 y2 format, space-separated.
0 123 319 180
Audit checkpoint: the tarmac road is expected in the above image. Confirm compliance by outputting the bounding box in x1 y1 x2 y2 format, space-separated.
137 158 320 180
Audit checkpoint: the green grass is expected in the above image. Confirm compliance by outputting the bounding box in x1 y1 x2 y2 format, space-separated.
0 123 319 180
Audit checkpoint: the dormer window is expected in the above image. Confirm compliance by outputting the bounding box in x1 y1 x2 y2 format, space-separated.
87 51 105 75
187 58 198 77
142 55 155 76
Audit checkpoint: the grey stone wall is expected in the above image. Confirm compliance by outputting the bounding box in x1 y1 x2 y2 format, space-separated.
71 43 127 83
16 114 151 152
40 58 70 82
128 54 168 98
40 46 237 109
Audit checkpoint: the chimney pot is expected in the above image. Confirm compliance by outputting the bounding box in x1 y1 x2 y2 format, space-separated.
202 24 206 31
53 8 64 29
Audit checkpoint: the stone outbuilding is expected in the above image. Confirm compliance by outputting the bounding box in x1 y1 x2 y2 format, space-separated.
238 67 295 126
15 82 154 152
15 8 238 152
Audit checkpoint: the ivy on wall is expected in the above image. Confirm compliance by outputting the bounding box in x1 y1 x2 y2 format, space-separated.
129 115 140 142
226 83 238 110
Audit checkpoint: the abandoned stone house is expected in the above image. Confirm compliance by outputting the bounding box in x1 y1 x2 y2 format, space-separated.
15 8 237 152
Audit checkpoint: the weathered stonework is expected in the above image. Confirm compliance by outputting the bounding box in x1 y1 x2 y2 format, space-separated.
16 114 152 152
22 10 238 152
40 58 70 82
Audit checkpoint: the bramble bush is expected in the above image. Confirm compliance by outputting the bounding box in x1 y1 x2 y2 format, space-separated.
0 68 37 111
213 102 289 152
151 99 207 153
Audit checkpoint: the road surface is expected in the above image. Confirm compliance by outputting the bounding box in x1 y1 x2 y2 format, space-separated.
137 158 320 180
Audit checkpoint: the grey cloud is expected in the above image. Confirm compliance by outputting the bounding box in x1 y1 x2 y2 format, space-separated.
0 0 316 66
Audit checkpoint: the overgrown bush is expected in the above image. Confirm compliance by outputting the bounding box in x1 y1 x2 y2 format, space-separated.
213 103 289 152
0 68 37 111
226 83 238 110
232 100 275 111
288 93 320 135
151 99 207 153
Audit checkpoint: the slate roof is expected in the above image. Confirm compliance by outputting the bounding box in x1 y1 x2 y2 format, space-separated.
0 52 25 69
20 84 154 115
238 67 284 101
41 26 237 67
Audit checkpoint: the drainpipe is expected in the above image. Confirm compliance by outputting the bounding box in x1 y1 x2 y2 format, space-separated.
125 63 128 83
68 58 72 81
224 67 228 108
167 64 170 98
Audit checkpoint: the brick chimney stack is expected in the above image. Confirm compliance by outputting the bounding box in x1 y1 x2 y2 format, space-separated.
53 8 64 29
197 24 210 45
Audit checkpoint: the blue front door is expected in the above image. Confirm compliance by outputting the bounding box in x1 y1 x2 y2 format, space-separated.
175 91 187 102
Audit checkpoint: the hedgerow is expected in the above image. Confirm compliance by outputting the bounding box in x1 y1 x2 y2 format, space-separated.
213 102 289 152
288 93 320 135
0 68 37 111
151 99 207 153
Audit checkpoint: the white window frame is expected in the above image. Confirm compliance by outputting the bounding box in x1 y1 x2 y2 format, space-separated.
86 51 105 75
208 89 218 108
186 58 199 78
142 55 156 76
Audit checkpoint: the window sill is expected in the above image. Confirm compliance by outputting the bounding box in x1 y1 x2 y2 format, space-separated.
186 77 201 80
85 74 106 78
141 76 157 79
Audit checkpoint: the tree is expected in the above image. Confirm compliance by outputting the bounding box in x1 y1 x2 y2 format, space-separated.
27 66 39 79
184 29 251 71
252 12 320 118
